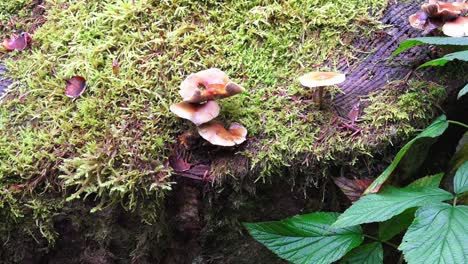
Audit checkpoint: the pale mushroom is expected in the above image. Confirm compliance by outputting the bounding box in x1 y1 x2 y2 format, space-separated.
298 72 346 109
179 68 245 103
170 101 220 126
442 16 468 37
197 122 247 147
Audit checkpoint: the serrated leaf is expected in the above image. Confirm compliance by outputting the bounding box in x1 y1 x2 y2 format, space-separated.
378 208 415 241
417 50 468 69
377 174 445 241
400 204 468 264
244 212 363 264
407 173 444 189
454 161 468 195
458 83 468 100
333 184 453 228
364 116 448 195
341 242 383 264
392 37 468 57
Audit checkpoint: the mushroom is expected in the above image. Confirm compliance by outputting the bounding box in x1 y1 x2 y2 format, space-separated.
179 68 245 103
65 76 87 98
409 2 468 33
298 71 346 109
442 16 468 37
170 101 220 126
197 122 247 146
421 2 467 21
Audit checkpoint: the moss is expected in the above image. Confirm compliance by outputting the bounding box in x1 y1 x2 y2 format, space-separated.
0 0 449 251
0 0 30 24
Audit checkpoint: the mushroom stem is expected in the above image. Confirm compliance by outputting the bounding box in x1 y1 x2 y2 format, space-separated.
318 86 324 109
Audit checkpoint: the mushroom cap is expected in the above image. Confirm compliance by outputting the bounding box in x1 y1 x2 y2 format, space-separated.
170 101 220 126
409 11 429 30
298 72 346 88
65 76 87 98
197 122 247 146
422 2 467 20
179 68 245 103
442 16 468 37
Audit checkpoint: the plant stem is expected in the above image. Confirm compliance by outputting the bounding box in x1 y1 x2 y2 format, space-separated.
364 234 399 250
453 196 458 206
448 120 468 129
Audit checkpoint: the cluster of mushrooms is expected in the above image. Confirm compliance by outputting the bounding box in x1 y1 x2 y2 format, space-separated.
170 68 248 147
409 0 468 36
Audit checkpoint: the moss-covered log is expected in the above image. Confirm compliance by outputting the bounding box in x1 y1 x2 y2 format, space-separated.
0 0 466 263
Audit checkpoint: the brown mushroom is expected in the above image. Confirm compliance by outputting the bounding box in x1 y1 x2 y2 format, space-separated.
422 2 467 20
170 101 220 126
298 71 346 109
442 16 468 37
65 76 87 98
197 122 247 146
179 68 245 103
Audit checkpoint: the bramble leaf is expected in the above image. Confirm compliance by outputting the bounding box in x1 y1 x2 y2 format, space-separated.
417 50 468 69
400 204 468 264
244 212 363 264
364 116 448 195
333 182 453 228
454 161 468 195
341 242 383 264
392 37 468 57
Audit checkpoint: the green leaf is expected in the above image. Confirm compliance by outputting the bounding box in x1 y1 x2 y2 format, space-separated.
400 204 468 264
333 184 453 228
364 116 449 195
406 173 444 189
377 174 444 241
458 83 468 100
244 212 363 264
378 208 415 241
392 37 468 57
341 242 383 264
417 50 468 69
454 161 468 195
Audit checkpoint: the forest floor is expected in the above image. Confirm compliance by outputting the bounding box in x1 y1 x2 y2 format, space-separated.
0 0 467 263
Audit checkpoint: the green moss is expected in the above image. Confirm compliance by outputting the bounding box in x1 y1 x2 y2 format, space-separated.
7 0 451 248
0 0 30 24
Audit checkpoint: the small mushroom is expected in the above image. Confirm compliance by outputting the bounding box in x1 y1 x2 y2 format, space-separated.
170 101 220 126
179 68 245 103
422 2 467 20
197 122 247 146
298 71 346 109
409 11 429 30
2 32 31 51
442 16 468 37
65 76 87 98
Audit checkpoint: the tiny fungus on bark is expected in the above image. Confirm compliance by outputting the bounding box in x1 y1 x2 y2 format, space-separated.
65 76 87 98
442 16 468 37
179 68 245 103
298 71 346 109
197 122 247 147
170 101 220 126
2 32 31 51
